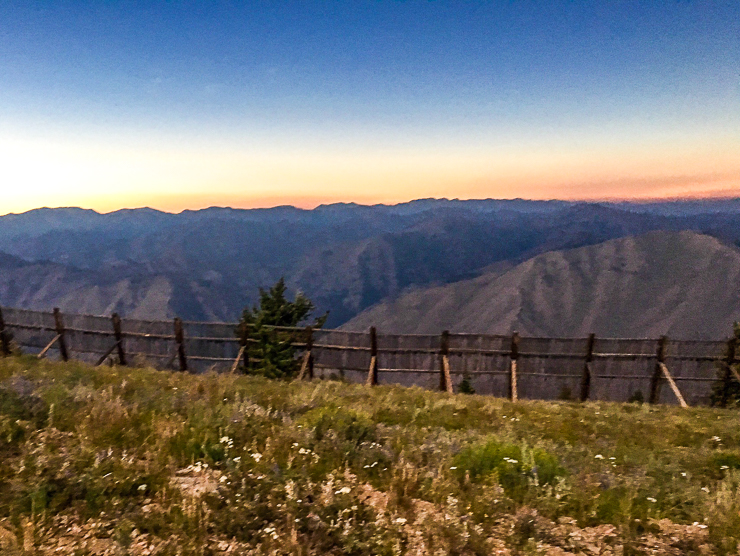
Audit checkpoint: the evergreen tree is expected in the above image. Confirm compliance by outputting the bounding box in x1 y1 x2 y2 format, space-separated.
236 278 326 379
458 374 476 395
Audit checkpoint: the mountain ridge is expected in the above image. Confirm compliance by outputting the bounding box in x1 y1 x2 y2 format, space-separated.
2 199 740 327
343 230 740 340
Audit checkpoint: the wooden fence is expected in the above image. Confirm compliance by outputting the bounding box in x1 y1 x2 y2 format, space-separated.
1 306 738 407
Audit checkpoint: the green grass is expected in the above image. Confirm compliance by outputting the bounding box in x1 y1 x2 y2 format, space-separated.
0 355 739 554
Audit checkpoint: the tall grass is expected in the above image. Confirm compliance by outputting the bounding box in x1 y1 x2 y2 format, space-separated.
0 354 738 554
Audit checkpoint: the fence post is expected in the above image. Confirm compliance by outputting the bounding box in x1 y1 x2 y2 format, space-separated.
174 318 188 372
580 333 595 402
53 308 69 362
0 307 10 356
509 332 520 401
439 330 451 392
367 326 379 386
240 324 250 372
720 337 737 407
306 326 314 380
649 336 667 404
111 313 126 366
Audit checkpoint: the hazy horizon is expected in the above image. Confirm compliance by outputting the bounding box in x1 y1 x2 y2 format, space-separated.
5 194 740 218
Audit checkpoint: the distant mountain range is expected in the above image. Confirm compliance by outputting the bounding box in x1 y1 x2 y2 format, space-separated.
344 231 740 340
1 198 739 335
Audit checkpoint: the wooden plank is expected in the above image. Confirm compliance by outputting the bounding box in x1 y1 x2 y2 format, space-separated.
95 341 121 366
442 355 453 393
53 308 69 362
230 345 246 374
240 324 250 371
0 307 10 356
659 362 688 408
580 333 595 401
112 313 126 366
367 326 378 386
439 330 450 392
174 318 188 372
296 350 311 381
305 326 314 380
509 332 520 402
37 334 61 359
366 356 378 386
164 350 179 369
649 336 668 404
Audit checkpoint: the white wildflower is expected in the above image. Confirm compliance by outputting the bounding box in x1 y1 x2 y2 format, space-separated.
594 454 604 460
394 517 407 524
335 487 351 495
252 453 263 462
646 497 656 503
137 484 147 492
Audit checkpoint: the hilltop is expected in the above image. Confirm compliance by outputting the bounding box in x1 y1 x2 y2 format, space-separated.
0 356 739 554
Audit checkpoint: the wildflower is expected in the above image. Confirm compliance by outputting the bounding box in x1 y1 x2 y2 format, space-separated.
335 487 351 495
450 466 457 470
711 436 721 442
137 485 147 492
252 453 263 462
701 487 709 493
646 497 656 503
233 456 241 463
720 465 729 470
394 517 407 524
594 454 604 460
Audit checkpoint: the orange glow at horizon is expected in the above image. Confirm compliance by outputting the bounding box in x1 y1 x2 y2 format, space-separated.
1 130 738 215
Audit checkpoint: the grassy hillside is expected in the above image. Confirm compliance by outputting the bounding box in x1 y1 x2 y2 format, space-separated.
345 231 740 339
0 357 739 554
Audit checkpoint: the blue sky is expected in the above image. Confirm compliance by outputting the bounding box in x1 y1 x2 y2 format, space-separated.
1 1 738 213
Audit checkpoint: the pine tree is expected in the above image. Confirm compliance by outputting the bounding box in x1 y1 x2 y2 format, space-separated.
236 278 326 379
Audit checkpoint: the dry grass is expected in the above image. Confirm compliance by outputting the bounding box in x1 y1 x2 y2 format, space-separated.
1 354 739 555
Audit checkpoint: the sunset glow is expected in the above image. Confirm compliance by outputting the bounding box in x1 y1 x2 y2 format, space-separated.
1 2 738 214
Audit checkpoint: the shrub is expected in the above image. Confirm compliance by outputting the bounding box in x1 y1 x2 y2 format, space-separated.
452 439 565 500
458 375 476 395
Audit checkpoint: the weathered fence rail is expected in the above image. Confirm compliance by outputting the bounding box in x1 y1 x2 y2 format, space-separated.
0 306 737 407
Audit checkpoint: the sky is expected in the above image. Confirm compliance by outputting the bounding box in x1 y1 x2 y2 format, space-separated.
0 1 738 215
